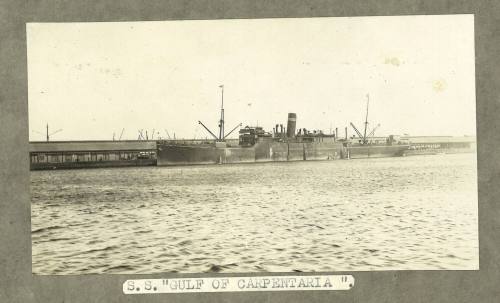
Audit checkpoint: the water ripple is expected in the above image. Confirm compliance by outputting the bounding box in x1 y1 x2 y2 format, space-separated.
31 153 478 274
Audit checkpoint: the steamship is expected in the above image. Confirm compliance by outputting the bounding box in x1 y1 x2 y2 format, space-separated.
156 88 409 166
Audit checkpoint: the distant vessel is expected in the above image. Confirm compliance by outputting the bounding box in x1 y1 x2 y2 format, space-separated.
156 89 408 166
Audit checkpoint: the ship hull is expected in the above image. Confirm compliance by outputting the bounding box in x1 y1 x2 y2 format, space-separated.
347 145 409 159
157 141 344 166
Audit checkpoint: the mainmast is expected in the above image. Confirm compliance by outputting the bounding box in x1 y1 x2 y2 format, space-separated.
198 85 241 142
218 85 224 140
363 94 369 144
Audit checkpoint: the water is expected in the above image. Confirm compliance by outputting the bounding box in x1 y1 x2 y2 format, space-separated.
31 153 478 275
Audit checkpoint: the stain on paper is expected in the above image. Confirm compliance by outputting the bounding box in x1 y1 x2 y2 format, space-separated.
433 79 447 92
384 57 401 66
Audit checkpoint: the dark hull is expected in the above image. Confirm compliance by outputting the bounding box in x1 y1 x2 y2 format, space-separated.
157 141 344 166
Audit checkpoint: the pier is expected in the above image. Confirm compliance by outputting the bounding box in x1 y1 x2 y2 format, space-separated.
29 136 476 170
29 140 157 170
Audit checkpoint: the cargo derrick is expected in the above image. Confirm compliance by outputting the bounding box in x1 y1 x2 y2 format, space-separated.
350 94 377 145
198 84 242 144
346 94 410 158
156 88 407 166
349 95 389 146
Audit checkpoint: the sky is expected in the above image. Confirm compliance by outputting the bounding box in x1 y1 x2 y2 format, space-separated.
27 15 476 141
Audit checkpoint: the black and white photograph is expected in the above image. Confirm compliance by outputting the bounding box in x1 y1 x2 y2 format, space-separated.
27 15 478 275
